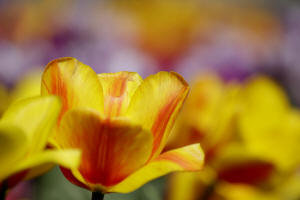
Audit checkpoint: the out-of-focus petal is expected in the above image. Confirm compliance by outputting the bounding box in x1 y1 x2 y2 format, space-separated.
56 109 153 187
217 183 280 200
0 123 28 181
1 96 61 153
10 70 42 103
239 76 300 170
240 76 289 117
41 57 104 120
4 149 81 181
214 143 274 184
126 71 189 159
109 144 204 193
98 72 142 117
167 172 201 200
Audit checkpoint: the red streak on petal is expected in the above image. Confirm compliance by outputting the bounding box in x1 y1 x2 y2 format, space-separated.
157 152 198 170
105 75 128 117
49 63 70 123
60 167 89 189
150 89 185 159
79 120 129 186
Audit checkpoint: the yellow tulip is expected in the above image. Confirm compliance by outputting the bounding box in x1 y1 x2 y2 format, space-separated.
167 74 240 162
0 96 80 193
238 76 300 171
41 57 204 194
167 75 300 200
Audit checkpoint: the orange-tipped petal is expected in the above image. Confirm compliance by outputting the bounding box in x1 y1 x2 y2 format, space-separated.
98 72 142 117
56 109 153 187
109 144 204 193
41 57 104 121
126 71 189 160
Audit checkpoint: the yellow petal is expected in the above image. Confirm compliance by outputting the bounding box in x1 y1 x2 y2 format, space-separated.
241 76 289 117
56 109 153 187
1 96 61 154
22 149 81 180
41 57 104 120
217 183 280 200
239 76 300 170
213 143 274 184
109 144 204 193
126 71 189 159
0 123 28 181
10 70 42 103
167 74 241 154
98 72 142 117
2 149 81 182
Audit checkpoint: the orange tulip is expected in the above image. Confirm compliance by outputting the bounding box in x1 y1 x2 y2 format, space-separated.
41 57 204 194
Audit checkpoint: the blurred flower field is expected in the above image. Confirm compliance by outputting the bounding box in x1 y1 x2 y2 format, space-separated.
0 0 300 200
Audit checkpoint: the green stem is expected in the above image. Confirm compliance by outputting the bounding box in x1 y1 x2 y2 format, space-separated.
92 191 104 200
0 181 7 200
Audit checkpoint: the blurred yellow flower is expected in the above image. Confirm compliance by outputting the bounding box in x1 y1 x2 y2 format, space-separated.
217 183 280 200
238 76 300 171
41 57 204 194
167 74 240 162
216 172 300 200
167 74 300 200
0 96 80 191
0 70 42 117
10 70 42 103
113 0 199 67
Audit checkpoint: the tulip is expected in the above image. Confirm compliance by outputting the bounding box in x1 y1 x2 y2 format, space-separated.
167 74 240 162
0 96 80 198
41 57 204 198
167 75 300 200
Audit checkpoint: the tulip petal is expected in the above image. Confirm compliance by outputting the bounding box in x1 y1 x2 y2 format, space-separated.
1 149 81 182
109 144 204 193
98 72 142 117
22 149 81 180
126 71 189 159
10 70 42 103
41 57 104 120
56 109 153 187
1 96 61 154
0 123 28 181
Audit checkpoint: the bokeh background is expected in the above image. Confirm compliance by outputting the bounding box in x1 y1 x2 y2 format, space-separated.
1 0 300 199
